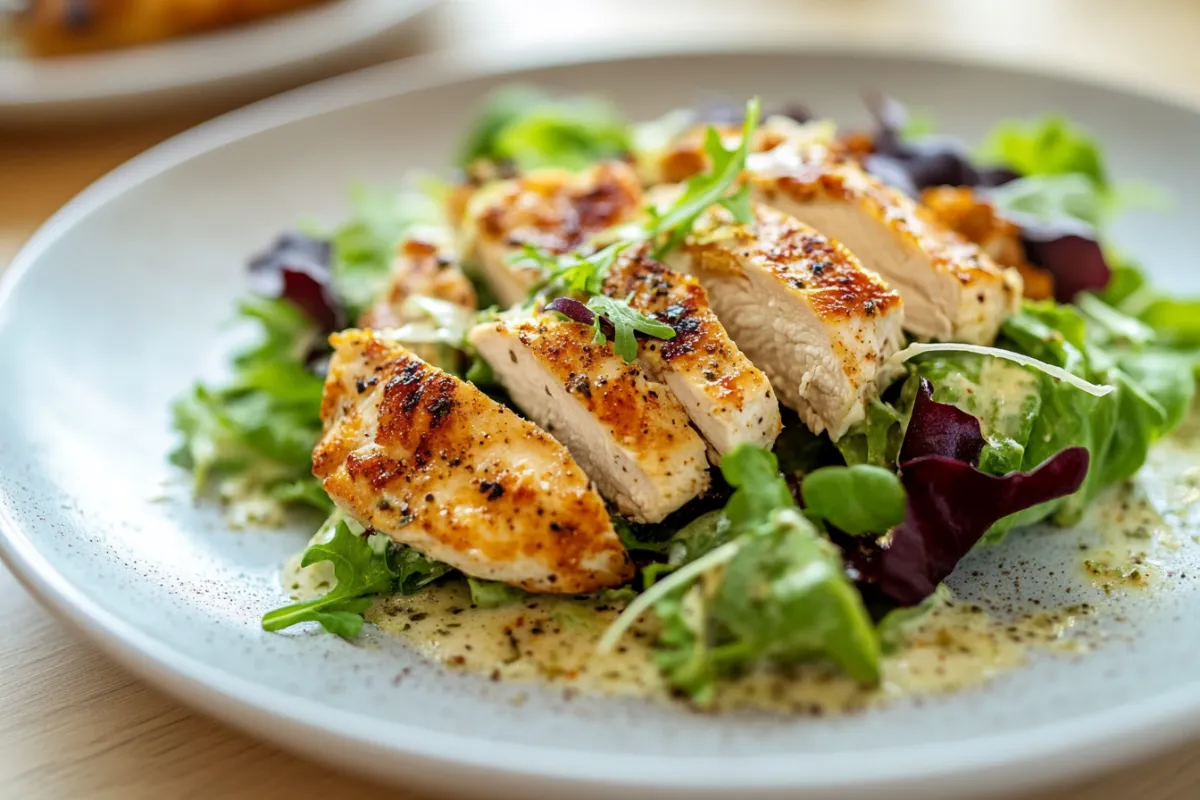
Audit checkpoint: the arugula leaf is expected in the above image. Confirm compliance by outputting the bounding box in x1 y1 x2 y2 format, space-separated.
518 240 631 300
583 294 676 362
457 86 632 172
392 547 455 594
801 465 907 535
646 97 761 257
262 522 396 637
264 524 456 638
466 577 528 608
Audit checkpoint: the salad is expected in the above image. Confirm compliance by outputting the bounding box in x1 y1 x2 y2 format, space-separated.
171 87 1200 707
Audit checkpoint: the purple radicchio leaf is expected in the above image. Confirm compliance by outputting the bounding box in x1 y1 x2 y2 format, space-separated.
877 447 1091 605
1016 217 1112 302
846 379 1091 606
544 297 615 339
693 100 811 126
863 94 1109 301
247 232 342 333
775 103 814 124
897 378 985 464
863 93 1015 195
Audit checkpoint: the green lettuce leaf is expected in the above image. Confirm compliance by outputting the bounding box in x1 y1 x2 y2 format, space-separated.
988 173 1105 227
979 115 1108 190
898 298 1191 540
329 182 447 321
457 86 632 172
993 302 1186 528
800 465 907 535
170 297 329 521
835 392 909 468
467 577 528 608
719 442 794 536
712 508 881 686
639 445 881 702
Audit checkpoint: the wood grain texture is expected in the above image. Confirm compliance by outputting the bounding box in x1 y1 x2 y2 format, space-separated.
2 1 1200 797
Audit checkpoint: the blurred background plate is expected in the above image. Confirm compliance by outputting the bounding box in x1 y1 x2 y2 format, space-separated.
0 0 436 123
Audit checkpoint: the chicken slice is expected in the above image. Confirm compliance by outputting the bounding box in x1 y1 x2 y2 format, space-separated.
636 114 837 185
601 249 782 458
313 329 632 593
358 233 477 330
746 147 1021 344
919 186 1055 301
461 161 644 306
468 315 710 523
674 204 905 440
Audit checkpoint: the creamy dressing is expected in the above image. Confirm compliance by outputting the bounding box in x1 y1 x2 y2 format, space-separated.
1081 482 1165 591
367 581 1092 714
284 408 1200 714
1079 420 1200 592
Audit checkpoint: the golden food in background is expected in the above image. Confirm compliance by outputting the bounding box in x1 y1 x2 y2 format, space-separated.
10 0 335 56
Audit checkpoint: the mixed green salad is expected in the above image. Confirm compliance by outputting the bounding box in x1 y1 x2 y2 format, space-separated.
172 87 1200 703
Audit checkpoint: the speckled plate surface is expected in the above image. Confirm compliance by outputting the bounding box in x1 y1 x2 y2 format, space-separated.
1 46 1199 800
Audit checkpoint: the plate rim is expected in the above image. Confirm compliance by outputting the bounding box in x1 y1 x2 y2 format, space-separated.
2 42 1199 797
0 0 436 113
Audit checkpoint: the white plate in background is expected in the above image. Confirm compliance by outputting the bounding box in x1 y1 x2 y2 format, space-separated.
0 0 435 122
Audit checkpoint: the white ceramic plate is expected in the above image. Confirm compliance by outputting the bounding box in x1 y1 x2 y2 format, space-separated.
0 0 434 122
2 45 1200 800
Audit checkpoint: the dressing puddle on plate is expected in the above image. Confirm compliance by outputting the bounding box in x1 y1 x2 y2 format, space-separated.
280 413 1200 715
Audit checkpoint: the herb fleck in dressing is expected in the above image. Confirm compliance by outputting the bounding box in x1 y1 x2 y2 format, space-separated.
1080 424 1200 593
367 582 1091 714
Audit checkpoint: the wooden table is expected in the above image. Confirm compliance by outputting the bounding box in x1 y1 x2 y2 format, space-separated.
3 1 1200 797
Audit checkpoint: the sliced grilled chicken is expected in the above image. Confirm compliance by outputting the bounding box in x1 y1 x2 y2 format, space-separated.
461 161 644 306
746 147 1021 344
468 315 710 523
637 115 836 185
313 329 633 593
674 204 905 440
919 186 1055 301
601 249 782 457
358 233 477 329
